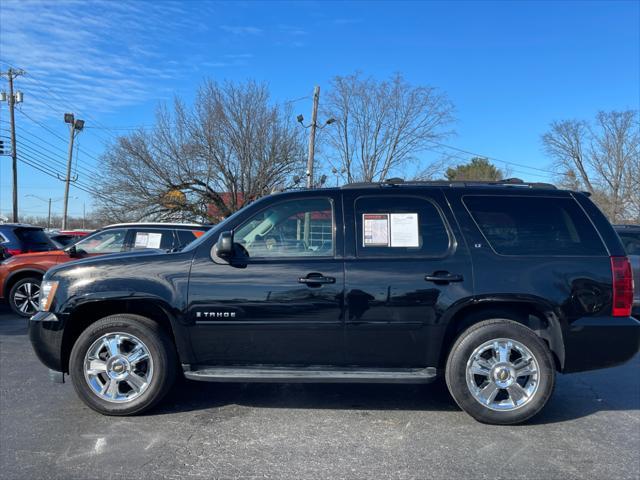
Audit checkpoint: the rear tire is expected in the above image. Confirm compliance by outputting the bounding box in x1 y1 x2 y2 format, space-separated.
8 277 41 317
445 319 555 425
69 314 177 416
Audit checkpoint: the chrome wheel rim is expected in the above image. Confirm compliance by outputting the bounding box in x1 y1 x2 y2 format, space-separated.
466 338 540 411
84 332 154 403
13 282 40 314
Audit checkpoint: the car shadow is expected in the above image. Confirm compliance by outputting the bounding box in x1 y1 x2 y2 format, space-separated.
150 355 640 424
155 378 459 416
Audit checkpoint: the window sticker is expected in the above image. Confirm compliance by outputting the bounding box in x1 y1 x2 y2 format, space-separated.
390 213 419 247
134 232 149 248
147 233 163 249
363 213 390 246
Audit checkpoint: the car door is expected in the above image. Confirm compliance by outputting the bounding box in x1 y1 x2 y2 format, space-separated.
187 193 346 366
342 188 474 367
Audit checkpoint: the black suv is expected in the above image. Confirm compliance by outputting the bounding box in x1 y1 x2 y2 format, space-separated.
29 181 639 424
614 224 640 317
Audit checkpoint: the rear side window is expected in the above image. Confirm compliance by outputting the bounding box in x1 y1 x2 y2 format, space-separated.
130 229 175 250
463 195 606 256
618 231 640 255
355 196 450 257
175 229 207 249
14 228 53 252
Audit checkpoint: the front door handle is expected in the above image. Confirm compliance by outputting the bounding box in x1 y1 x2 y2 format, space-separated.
298 273 336 286
425 272 464 284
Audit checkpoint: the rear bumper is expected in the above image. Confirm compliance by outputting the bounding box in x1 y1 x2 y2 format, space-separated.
563 316 640 373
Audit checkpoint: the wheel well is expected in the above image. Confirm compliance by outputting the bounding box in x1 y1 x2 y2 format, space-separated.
439 302 563 371
60 299 176 373
5 270 44 296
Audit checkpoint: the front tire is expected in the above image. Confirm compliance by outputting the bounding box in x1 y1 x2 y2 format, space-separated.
445 319 555 425
9 277 41 317
69 314 177 416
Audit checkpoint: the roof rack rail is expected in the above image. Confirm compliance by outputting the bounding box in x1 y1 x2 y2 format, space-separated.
342 177 557 190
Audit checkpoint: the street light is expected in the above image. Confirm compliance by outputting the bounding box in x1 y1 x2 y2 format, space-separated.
296 110 337 188
62 113 84 229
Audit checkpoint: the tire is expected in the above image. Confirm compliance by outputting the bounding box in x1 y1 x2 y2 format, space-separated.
8 277 42 317
445 319 555 425
69 314 177 416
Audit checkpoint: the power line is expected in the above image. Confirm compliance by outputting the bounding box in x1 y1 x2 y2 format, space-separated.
1 122 103 175
17 153 106 198
14 132 101 177
426 140 556 176
19 137 97 180
18 150 105 196
14 108 104 163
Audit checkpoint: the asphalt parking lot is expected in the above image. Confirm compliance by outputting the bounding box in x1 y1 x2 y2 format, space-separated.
0 306 638 480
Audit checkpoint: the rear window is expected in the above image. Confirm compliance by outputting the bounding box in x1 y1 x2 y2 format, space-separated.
618 231 640 255
463 195 606 256
15 228 53 252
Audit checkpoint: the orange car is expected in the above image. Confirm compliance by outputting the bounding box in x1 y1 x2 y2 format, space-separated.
0 223 209 316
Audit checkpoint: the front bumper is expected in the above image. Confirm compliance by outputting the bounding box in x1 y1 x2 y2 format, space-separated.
563 316 640 373
29 311 65 373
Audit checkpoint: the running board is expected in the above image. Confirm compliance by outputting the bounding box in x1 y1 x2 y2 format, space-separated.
183 366 437 384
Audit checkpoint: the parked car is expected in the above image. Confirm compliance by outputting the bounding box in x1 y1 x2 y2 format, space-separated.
29 181 639 424
1 223 210 316
0 224 56 259
47 230 93 248
614 224 640 318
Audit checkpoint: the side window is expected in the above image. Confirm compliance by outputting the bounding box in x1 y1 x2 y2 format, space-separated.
463 195 607 256
619 232 640 255
355 196 450 257
75 229 127 254
234 198 334 258
176 229 206 249
129 229 175 251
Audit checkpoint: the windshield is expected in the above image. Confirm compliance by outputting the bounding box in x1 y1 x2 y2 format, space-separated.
74 229 127 254
182 204 248 252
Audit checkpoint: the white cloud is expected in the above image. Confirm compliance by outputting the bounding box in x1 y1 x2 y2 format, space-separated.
0 0 198 119
220 25 263 35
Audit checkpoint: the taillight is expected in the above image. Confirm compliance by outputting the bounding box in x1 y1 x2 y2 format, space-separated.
611 256 634 317
5 248 22 256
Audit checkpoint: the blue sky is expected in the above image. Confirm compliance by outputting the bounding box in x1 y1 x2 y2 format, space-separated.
0 0 638 220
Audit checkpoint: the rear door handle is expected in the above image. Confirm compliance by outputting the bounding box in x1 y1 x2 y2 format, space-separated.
425 272 464 284
298 273 336 285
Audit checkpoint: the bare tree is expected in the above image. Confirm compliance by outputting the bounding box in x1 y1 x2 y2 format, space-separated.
323 73 455 183
97 80 306 222
542 110 639 222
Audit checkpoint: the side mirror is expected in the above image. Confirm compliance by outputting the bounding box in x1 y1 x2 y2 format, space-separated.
65 245 78 258
215 231 234 259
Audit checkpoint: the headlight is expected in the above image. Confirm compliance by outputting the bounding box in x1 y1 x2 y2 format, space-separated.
39 280 59 312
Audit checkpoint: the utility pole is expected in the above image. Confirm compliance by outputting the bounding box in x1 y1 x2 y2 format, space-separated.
306 86 320 188
61 113 84 230
25 194 63 230
296 87 335 190
1 68 25 223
